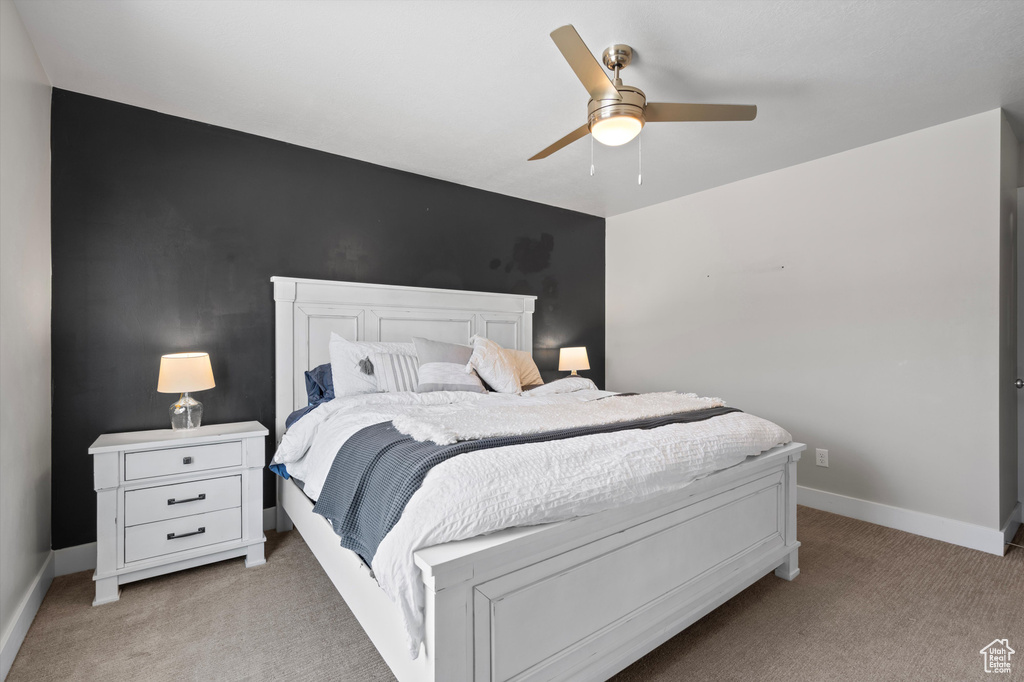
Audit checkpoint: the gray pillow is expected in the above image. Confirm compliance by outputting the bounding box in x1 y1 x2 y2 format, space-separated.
413 337 486 393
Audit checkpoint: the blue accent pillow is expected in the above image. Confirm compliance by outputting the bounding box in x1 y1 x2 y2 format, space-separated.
283 364 336 432
305 363 334 405
285 405 317 429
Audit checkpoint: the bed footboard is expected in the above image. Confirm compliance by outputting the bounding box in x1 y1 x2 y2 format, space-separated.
281 443 802 682
417 443 803 682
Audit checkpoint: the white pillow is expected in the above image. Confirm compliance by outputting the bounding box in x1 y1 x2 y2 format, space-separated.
523 376 597 395
509 349 543 387
328 333 415 396
468 336 522 394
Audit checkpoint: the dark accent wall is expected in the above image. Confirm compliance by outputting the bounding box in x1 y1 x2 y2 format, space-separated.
51 90 605 550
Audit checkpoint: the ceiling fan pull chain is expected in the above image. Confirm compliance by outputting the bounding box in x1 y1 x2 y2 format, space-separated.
590 134 595 177
637 130 643 186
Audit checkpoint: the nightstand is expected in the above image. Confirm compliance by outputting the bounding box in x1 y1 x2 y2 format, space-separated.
88 421 268 606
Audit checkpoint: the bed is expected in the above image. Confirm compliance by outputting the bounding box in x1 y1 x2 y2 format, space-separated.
271 276 804 682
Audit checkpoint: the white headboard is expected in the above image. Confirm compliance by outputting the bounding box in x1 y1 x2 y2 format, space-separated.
272 276 537 441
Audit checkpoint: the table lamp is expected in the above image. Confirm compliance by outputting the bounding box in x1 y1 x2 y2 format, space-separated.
558 346 590 376
158 352 215 430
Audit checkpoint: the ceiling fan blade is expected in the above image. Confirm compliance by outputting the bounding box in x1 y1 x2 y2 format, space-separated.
550 25 621 102
529 123 591 161
645 102 757 122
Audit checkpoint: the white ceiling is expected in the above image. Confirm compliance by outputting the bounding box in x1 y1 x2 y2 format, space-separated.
14 0 1024 217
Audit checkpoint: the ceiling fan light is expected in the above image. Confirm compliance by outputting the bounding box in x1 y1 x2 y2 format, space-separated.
590 114 643 146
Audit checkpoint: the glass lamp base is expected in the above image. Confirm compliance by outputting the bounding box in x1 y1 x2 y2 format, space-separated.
170 392 204 430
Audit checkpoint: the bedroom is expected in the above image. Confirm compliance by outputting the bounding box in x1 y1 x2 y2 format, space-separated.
1 1 1022 680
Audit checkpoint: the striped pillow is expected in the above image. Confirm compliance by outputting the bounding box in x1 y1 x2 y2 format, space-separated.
328 333 416 397
369 352 420 393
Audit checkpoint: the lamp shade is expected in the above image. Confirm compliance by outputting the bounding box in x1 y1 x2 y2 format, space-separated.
157 352 215 393
590 114 643 146
558 346 590 372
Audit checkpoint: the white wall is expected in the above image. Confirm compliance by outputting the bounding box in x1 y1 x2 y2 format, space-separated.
1019 185 1024 515
1017 138 1024 513
999 114 1019 528
607 110 1008 535
0 0 52 676
1018 141 1023 188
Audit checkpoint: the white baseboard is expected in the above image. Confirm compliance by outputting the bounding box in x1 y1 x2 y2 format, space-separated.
1 551 54 681
54 542 96 577
263 506 276 533
53 507 279 577
797 486 1007 556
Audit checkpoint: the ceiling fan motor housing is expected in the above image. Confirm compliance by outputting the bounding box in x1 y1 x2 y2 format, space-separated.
602 44 634 71
588 84 647 133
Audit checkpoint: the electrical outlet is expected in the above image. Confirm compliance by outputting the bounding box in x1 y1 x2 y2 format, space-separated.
815 448 829 467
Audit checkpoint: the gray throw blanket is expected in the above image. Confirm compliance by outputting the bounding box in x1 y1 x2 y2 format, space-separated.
312 405 739 566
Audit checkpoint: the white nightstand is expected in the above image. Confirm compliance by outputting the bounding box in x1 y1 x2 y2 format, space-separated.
88 421 268 606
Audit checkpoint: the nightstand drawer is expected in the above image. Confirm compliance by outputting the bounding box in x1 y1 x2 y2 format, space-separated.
125 507 241 563
124 441 242 480
124 475 241 527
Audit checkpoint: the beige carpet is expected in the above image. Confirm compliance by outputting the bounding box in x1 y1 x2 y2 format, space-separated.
8 507 1023 682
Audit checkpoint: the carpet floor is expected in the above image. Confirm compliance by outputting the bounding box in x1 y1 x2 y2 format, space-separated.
7 507 1023 681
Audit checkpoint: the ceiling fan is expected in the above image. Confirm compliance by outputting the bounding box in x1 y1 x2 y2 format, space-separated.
529 25 757 161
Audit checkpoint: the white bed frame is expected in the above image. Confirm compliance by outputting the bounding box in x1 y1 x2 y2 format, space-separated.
272 276 804 682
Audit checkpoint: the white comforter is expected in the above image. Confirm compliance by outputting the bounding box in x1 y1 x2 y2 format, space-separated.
271 382 792 658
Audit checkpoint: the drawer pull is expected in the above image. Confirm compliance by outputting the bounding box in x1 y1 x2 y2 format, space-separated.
182 456 193 465
167 527 205 540
167 493 206 506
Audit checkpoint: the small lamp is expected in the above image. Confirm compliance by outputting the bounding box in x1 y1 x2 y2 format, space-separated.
558 346 590 376
158 352 215 430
